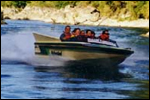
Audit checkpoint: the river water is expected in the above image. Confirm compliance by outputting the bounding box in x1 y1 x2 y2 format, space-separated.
1 20 149 99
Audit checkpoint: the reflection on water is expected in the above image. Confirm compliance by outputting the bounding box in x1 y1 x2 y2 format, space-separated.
34 64 149 99
120 80 149 99
1 62 149 99
34 63 149 99
35 63 125 81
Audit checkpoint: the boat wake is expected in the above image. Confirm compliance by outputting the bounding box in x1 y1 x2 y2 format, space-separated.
1 33 68 67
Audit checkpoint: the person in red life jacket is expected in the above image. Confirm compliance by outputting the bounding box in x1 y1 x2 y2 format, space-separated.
99 30 110 41
99 30 119 47
60 26 71 41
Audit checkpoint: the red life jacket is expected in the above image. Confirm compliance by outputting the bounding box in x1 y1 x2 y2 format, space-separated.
65 34 71 40
99 34 109 41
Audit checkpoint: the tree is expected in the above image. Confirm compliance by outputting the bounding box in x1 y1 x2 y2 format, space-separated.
12 1 28 8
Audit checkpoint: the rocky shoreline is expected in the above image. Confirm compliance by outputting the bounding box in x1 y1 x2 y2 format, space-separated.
1 20 6 24
1 6 149 37
1 6 149 27
1 12 6 24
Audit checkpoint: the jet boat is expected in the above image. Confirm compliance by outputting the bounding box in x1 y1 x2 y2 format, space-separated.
33 33 134 67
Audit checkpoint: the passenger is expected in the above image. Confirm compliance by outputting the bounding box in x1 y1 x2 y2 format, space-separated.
71 29 87 42
99 30 110 41
91 31 96 39
86 30 93 38
78 30 87 42
80 30 85 36
99 30 118 46
74 28 81 37
71 28 81 37
70 28 81 41
71 29 76 38
60 26 71 41
85 29 97 39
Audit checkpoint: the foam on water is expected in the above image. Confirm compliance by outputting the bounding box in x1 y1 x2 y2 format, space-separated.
1 20 73 67
1 32 68 67
1 33 34 61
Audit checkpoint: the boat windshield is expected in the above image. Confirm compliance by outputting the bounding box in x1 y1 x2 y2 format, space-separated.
87 38 119 47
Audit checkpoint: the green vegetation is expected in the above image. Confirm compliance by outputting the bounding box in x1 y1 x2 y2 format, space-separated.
1 1 28 8
1 1 149 20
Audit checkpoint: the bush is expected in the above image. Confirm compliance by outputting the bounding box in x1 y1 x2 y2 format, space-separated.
1 1 28 8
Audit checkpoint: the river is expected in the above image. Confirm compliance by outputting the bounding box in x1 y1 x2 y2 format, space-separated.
1 20 149 99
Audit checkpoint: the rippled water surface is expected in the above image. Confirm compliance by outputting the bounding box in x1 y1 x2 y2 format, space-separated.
1 20 149 99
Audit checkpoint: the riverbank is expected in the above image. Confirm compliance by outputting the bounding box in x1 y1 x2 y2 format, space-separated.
1 10 6 24
1 20 7 24
1 6 149 28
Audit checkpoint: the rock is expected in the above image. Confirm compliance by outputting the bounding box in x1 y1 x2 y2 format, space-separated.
146 32 149 37
1 12 4 20
1 7 4 12
50 11 66 24
1 20 7 24
65 12 75 25
2 7 19 19
89 12 100 22
1 11 7 24
1 6 149 28
141 32 149 37
73 6 100 24
147 32 149 35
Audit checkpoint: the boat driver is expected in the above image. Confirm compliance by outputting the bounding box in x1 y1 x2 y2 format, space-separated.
60 26 71 41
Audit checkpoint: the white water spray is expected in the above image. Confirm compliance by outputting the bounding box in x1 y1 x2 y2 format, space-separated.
1 33 67 67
